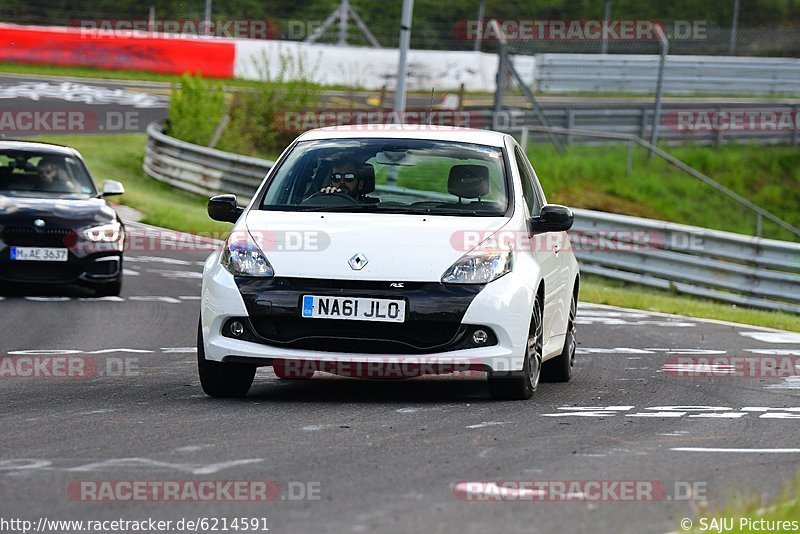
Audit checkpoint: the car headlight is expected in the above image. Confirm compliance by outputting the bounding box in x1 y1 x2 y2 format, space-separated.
441 249 513 284
82 221 122 242
221 229 274 277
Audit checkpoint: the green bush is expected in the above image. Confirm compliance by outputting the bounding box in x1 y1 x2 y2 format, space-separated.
167 73 226 146
168 53 320 158
216 51 320 158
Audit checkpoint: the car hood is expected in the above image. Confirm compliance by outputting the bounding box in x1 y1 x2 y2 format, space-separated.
0 195 116 227
245 210 511 282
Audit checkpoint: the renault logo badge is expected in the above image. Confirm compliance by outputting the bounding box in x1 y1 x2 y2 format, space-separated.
33 219 45 229
348 253 368 270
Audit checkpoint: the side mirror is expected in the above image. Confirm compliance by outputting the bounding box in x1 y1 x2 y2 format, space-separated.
529 204 574 233
101 180 125 196
208 194 244 223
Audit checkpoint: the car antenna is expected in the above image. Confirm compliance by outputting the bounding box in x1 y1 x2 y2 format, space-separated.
427 86 435 125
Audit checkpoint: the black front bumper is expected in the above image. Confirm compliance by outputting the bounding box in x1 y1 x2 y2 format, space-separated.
0 250 122 284
233 277 493 354
0 228 121 285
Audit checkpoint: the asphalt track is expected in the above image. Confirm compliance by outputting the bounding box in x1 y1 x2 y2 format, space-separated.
1 223 799 534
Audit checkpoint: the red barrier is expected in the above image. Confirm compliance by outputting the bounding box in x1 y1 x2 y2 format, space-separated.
0 24 235 78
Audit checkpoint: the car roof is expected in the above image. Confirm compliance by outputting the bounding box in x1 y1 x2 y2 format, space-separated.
296 125 509 148
0 140 80 157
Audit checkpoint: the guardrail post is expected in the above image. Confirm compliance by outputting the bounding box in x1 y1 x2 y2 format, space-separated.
566 109 574 145
626 139 633 176
379 85 387 110
493 46 506 115
756 212 763 238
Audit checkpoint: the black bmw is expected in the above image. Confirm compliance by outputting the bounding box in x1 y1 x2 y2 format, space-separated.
0 141 125 296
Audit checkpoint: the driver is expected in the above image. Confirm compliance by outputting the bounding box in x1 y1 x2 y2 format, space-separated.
36 157 76 192
320 159 365 199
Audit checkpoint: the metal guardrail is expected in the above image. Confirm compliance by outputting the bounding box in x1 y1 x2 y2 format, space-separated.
571 208 800 314
502 105 800 146
534 54 800 96
144 121 273 202
143 121 800 313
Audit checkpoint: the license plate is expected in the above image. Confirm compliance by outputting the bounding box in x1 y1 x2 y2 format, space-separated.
301 295 406 323
10 247 69 262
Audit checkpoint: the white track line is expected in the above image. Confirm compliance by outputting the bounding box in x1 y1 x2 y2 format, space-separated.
581 302 794 333
671 447 800 453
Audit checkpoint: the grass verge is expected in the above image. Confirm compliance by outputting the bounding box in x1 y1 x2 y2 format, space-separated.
527 143 800 242
687 473 800 533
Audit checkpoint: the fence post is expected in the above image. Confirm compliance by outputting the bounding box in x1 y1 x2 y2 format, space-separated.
378 85 387 110
756 212 763 238
626 139 633 176
648 25 669 157
493 46 506 117
566 109 574 145
520 127 529 152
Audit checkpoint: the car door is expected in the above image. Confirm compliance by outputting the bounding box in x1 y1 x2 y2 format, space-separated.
513 145 567 344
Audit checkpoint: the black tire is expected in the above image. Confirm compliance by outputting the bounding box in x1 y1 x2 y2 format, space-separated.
94 277 122 297
541 292 577 383
197 319 256 397
488 294 543 400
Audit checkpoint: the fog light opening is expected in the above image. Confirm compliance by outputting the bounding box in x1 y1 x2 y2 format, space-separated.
230 321 245 337
472 329 488 345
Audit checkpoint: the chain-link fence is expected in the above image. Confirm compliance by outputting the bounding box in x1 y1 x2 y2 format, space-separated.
1 0 799 56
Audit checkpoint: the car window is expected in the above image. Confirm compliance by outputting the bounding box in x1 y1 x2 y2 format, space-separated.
259 138 509 217
514 146 540 215
0 151 96 198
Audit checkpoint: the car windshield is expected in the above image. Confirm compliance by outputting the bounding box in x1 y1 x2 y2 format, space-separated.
259 138 508 216
0 150 97 198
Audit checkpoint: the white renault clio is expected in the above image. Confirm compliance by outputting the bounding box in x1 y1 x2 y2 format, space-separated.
199 125 579 400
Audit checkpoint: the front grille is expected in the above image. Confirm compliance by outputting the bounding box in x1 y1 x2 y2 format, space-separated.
2 226 75 247
234 277 486 354
248 317 465 354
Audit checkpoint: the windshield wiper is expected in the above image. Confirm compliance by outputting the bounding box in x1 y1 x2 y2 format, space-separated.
390 206 503 216
270 204 501 216
294 204 381 212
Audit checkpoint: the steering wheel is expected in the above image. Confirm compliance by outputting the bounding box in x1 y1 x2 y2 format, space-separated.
301 191 361 206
